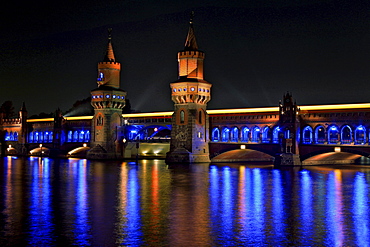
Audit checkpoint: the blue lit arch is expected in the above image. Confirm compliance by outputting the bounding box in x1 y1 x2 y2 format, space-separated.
262 126 271 143
302 126 313 144
4 131 10 141
230 127 239 142
315 125 326 144
13 132 18 141
222 127 230 142
241 127 250 142
212 128 220 142
328 125 339 144
252 126 261 143
355 125 366 145
340 125 352 144
67 131 72 142
272 126 281 144
29 132 34 143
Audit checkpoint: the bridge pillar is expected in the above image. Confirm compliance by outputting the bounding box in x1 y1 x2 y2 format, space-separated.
274 92 302 166
166 14 211 163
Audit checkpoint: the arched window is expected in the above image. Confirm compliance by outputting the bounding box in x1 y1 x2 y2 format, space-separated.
328 125 339 144
315 126 325 144
252 126 261 143
222 128 230 142
29 132 34 143
272 126 281 144
97 116 103 126
73 131 79 142
79 131 85 142
49 131 53 143
35 132 39 143
9 132 14 141
285 129 291 139
302 126 313 144
39 132 44 143
241 127 249 142
230 127 239 142
44 132 49 143
61 131 66 144
85 131 90 142
212 128 220 142
341 125 352 144
4 131 10 141
180 110 185 124
67 131 72 142
262 126 271 143
355 125 366 145
14 132 18 141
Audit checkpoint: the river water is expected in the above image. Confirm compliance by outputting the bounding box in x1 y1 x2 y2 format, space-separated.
0 156 369 246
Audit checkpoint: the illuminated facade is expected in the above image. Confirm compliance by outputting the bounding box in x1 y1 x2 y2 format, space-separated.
2 19 370 165
166 14 212 163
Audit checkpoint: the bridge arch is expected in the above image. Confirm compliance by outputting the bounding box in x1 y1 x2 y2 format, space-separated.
241 126 250 142
328 124 339 144
302 125 313 144
355 125 366 145
340 125 352 144
272 126 281 144
251 126 261 143
230 127 239 142
211 127 220 142
130 125 171 141
262 126 271 143
314 125 326 144
221 127 230 142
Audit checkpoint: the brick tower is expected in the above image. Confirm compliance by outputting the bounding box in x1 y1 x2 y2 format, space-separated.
87 29 126 159
274 92 302 166
166 13 212 163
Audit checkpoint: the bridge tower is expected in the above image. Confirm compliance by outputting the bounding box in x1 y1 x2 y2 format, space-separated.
87 29 126 159
275 92 302 166
166 13 212 163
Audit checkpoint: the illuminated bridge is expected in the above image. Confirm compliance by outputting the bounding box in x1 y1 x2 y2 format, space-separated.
2 101 370 165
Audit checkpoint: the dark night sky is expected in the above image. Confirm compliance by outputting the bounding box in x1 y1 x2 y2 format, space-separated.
1 0 369 115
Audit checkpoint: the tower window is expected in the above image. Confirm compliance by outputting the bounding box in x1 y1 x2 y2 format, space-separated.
198 110 202 124
173 89 177 92
97 116 103 126
106 94 110 98
113 95 116 99
180 110 185 124
190 87 195 91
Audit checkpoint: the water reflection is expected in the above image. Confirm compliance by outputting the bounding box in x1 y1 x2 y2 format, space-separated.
29 157 53 246
0 158 370 246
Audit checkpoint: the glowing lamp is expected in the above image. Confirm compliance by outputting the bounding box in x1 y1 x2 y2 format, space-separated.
334 147 341 152
240 145 246 149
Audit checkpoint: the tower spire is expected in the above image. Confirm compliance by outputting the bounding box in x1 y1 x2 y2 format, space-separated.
184 11 198 51
104 28 115 62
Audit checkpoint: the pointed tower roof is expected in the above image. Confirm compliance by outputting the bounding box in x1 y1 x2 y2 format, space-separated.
184 11 198 51
103 28 116 62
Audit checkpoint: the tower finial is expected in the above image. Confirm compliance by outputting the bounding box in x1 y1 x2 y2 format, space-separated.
190 11 194 25
108 28 112 40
